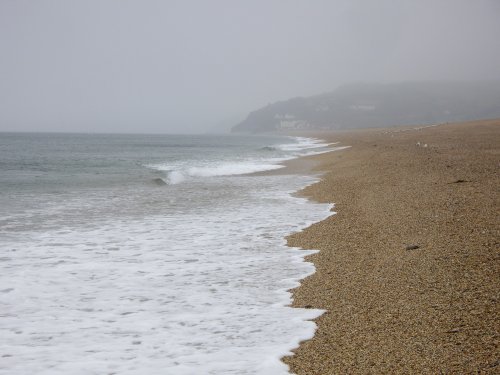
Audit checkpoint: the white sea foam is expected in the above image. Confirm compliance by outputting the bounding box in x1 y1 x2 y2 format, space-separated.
274 137 334 152
166 170 186 184
187 161 284 177
0 135 338 374
1 175 332 374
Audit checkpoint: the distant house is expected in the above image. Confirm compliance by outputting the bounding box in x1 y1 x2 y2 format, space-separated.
273 114 310 130
276 119 311 130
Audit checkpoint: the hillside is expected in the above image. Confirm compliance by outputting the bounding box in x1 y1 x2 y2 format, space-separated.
231 81 500 133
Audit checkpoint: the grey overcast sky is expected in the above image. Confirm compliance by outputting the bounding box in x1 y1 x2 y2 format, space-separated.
1 0 499 133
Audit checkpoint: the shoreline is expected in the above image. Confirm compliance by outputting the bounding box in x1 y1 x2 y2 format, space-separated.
281 119 499 373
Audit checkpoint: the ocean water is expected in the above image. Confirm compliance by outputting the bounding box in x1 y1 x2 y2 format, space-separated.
0 133 335 375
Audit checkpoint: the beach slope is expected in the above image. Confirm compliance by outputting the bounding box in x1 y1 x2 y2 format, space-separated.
283 119 499 373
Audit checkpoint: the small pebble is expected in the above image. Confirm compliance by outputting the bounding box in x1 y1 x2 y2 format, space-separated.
405 244 420 250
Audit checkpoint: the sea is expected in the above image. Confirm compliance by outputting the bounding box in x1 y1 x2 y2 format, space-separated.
0 132 336 375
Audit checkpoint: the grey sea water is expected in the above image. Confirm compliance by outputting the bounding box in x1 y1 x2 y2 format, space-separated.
0 133 334 375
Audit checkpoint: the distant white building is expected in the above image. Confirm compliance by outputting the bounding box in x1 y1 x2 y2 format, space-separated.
276 120 311 130
273 114 311 130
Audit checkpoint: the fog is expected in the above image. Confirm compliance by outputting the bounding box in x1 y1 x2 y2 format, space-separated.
1 0 499 133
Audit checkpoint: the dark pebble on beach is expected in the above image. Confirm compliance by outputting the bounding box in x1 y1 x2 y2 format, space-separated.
405 244 420 250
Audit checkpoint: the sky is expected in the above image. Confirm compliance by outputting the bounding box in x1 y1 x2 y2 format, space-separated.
1 0 499 134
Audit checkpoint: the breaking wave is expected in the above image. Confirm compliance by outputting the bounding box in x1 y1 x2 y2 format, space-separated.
146 137 333 184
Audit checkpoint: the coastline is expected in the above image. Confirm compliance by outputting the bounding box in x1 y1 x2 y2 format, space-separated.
281 119 499 373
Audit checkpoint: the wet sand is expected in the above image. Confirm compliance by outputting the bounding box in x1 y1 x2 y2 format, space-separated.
282 119 499 373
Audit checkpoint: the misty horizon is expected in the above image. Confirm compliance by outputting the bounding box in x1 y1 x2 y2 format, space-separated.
1 0 500 134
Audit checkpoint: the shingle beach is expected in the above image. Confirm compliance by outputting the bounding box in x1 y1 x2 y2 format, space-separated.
282 119 499 374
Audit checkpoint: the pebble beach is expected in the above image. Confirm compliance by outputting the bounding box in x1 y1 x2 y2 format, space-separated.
282 119 499 374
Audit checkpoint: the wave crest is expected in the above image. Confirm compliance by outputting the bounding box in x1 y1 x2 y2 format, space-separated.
146 136 333 184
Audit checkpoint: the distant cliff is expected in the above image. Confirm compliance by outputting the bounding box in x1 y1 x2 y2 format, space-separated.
231 81 500 133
